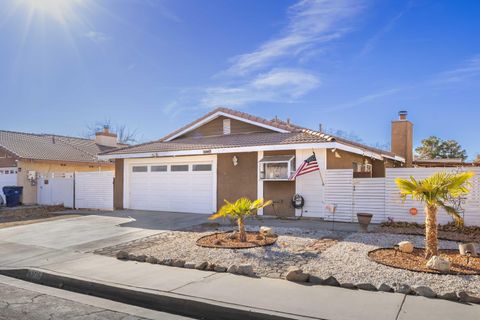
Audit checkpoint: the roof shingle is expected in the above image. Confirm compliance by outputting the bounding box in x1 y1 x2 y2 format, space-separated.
0 130 115 163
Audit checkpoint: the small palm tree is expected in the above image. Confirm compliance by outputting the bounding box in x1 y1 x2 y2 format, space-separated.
396 171 474 259
210 198 272 242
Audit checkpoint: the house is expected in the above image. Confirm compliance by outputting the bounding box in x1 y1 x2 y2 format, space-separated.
0 127 120 205
101 108 413 218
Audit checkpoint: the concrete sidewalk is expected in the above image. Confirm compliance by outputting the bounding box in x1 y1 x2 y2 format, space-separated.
0 213 478 320
1 242 479 320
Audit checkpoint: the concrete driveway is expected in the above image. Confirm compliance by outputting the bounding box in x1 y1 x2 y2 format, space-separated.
0 210 210 253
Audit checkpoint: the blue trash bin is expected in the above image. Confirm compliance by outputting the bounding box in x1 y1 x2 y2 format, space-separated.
2 186 23 207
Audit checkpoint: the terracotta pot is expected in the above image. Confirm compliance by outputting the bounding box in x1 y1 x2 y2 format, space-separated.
357 213 373 233
459 243 477 256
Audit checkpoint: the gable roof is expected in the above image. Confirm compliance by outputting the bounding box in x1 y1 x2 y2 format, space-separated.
0 130 116 163
161 107 301 141
101 107 401 161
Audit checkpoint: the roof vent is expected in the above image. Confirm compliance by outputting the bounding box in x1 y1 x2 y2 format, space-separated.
223 118 231 135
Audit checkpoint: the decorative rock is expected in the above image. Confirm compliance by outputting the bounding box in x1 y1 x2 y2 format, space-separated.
285 267 309 282
260 226 273 236
414 286 436 298
398 241 414 253
145 256 158 264
127 254 137 261
458 291 480 304
340 283 357 290
214 266 227 272
116 251 129 260
184 262 196 269
438 291 458 301
206 263 216 271
195 261 208 270
378 283 394 292
236 264 254 276
323 276 340 287
306 276 321 284
227 265 237 274
172 259 185 267
135 254 147 262
227 232 237 240
356 283 377 291
426 256 451 273
396 284 413 295
161 259 173 266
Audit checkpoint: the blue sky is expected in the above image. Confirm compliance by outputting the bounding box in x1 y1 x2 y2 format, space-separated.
1 0 479 158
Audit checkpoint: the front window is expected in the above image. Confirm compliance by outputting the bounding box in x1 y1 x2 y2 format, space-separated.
259 155 295 181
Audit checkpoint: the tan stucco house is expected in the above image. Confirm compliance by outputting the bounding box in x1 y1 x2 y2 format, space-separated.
101 108 413 217
0 128 120 204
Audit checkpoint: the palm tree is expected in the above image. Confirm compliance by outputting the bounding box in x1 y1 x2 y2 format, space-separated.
395 171 474 259
210 198 272 242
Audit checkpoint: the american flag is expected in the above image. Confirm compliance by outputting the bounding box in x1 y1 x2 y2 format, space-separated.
290 153 320 180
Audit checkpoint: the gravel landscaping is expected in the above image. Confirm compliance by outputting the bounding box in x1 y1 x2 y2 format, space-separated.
95 226 345 278
96 227 480 296
309 232 480 295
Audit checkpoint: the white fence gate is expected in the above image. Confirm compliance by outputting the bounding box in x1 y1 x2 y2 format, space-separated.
37 173 74 208
323 167 480 226
74 171 114 210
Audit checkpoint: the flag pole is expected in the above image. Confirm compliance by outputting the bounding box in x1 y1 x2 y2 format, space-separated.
312 150 325 186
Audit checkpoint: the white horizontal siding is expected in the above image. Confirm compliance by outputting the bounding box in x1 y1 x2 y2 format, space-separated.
295 149 326 217
75 171 114 210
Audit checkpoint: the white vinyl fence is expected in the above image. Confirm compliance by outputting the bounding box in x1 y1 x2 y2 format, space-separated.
37 173 74 208
324 167 480 226
74 171 114 210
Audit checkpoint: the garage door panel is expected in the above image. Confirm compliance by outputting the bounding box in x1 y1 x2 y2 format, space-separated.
129 161 214 214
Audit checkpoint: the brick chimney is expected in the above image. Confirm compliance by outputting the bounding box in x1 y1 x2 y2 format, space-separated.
391 111 413 167
95 126 118 147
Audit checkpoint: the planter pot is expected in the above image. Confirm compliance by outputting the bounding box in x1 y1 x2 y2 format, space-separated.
357 213 373 233
459 243 478 256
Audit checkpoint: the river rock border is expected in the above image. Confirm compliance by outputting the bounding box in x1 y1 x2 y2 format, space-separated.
116 250 480 304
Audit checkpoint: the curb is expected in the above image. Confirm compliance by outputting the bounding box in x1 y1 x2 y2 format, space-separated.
0 268 310 320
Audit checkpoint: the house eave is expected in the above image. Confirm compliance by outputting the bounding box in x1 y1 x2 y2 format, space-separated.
98 142 402 163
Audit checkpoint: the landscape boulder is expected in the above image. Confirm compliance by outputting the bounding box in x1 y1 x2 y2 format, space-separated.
323 276 340 287
135 254 147 262
378 283 393 292
285 267 309 282
236 264 254 276
184 262 196 269
227 265 237 274
414 286 436 298
116 251 129 260
356 283 377 291
214 266 227 272
259 226 274 236
458 291 480 304
145 256 158 264
426 256 451 273
308 276 323 285
172 259 186 267
437 291 458 301
395 284 413 295
340 283 357 290
398 241 414 253
195 261 208 270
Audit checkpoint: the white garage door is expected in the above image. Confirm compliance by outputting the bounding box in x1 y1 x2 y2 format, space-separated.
128 161 215 214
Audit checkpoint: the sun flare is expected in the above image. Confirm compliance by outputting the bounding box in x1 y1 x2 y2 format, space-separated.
17 0 85 22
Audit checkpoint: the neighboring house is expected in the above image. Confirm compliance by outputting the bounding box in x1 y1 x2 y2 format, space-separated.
101 108 412 217
0 127 120 204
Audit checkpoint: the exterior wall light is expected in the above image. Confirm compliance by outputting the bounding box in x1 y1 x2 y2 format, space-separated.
232 155 238 166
